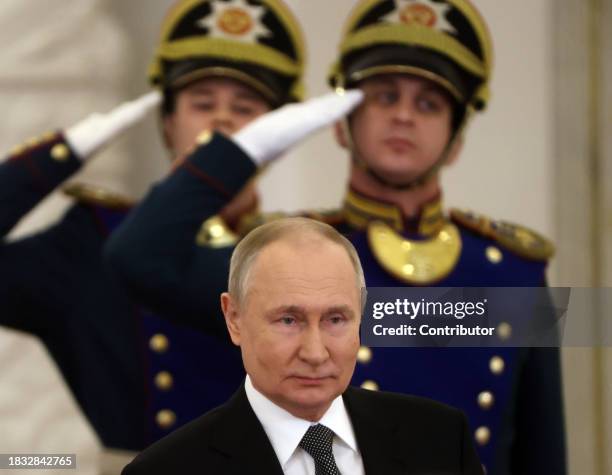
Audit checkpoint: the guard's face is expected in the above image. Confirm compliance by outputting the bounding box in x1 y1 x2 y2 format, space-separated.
222 236 361 421
164 76 271 158
342 74 456 185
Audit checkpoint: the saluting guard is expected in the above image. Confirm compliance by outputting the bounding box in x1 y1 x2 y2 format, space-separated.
0 0 305 469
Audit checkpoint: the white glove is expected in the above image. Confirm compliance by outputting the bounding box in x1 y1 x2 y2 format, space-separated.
65 91 162 160
233 89 364 166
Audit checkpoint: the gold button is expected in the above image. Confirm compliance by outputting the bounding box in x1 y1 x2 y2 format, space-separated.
489 356 505 375
361 380 379 391
475 426 491 446
196 130 212 145
357 346 373 364
154 371 174 391
149 334 169 353
478 391 495 410
155 409 176 429
51 144 70 162
497 322 512 341
486 246 503 264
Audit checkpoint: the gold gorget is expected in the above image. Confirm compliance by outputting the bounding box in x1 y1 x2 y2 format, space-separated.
367 220 462 285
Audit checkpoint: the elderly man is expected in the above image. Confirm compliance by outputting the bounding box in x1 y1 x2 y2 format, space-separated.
122 217 483 475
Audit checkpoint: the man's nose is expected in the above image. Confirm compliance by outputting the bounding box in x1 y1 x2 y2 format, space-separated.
392 96 416 124
211 108 237 135
298 327 330 366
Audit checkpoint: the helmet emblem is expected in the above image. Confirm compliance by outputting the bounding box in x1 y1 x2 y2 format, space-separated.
219 8 253 35
383 0 456 35
198 0 272 41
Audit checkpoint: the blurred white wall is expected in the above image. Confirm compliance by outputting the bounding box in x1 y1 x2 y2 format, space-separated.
1 0 607 474
0 1 131 473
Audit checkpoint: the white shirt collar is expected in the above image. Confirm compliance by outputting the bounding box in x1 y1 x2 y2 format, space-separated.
244 375 359 468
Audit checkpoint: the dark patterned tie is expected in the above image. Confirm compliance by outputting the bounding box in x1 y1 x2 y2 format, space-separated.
298 424 341 475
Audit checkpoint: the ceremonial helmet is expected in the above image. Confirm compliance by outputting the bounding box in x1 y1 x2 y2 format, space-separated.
330 0 493 128
149 0 305 108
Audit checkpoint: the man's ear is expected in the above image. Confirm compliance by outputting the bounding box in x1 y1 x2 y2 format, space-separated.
445 135 464 166
333 121 349 149
221 292 242 346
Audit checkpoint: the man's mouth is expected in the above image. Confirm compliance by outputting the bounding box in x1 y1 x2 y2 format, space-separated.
290 375 334 385
384 137 416 151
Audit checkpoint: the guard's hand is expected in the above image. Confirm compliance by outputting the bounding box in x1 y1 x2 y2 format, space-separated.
233 89 364 166
65 91 162 160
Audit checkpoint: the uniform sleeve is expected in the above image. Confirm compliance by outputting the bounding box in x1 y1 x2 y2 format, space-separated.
105 133 257 333
0 133 81 236
511 346 567 474
0 134 83 331
509 276 566 474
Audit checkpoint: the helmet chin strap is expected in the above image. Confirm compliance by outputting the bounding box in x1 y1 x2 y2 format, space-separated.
342 105 473 191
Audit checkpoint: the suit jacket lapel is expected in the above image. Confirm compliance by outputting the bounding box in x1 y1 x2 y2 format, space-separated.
343 387 408 475
208 385 412 475
210 386 284 475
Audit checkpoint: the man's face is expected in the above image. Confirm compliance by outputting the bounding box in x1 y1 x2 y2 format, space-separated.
222 235 361 421
342 74 456 185
163 76 271 157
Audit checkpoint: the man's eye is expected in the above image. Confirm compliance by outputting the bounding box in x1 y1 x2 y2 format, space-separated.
326 314 346 325
192 102 215 111
417 97 443 113
279 315 297 326
373 91 399 106
232 104 256 115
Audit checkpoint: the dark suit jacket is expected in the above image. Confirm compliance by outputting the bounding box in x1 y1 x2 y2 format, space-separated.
122 385 483 475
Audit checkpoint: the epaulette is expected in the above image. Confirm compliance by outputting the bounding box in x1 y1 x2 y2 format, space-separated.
196 212 288 248
450 208 555 261
63 182 134 210
196 215 239 248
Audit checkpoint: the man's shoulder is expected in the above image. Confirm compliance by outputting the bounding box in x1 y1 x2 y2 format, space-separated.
345 386 473 463
122 404 228 474
347 385 462 416
344 385 476 471
345 385 465 430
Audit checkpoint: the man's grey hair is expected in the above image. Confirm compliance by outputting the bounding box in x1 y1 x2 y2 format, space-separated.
228 217 366 307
